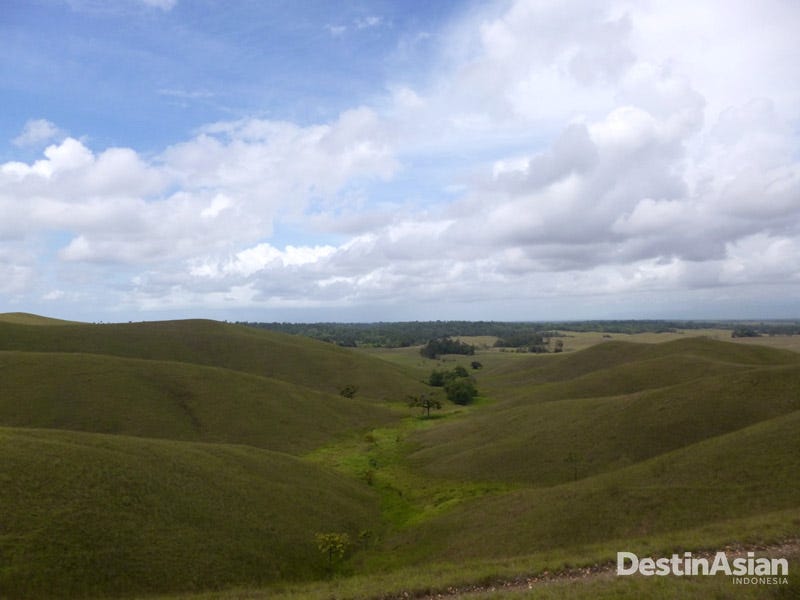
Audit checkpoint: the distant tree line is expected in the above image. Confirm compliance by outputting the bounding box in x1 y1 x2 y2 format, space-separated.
238 320 800 348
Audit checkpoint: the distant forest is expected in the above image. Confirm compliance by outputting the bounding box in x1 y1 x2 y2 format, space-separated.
239 320 800 348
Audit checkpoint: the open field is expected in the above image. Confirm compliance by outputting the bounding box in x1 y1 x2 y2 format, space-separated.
0 312 78 326
545 328 800 353
0 319 429 400
0 427 383 599
0 350 397 453
0 315 797 598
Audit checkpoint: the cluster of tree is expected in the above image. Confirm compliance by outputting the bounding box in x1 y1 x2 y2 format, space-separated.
494 331 547 349
429 365 469 385
428 366 478 405
420 337 475 359
493 332 567 353
445 378 478 405
239 319 800 348
731 327 760 338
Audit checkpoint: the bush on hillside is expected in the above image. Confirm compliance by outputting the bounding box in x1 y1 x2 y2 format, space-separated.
339 384 358 398
429 366 470 387
445 378 478 405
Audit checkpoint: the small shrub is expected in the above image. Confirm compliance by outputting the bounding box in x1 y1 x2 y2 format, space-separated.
339 384 358 398
428 370 446 386
315 532 351 569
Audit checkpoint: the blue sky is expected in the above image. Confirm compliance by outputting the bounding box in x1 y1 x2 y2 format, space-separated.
1 0 799 322
1 0 460 154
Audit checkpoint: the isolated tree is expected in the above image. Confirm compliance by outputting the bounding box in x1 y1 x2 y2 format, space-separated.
408 393 442 418
315 532 351 569
470 361 483 370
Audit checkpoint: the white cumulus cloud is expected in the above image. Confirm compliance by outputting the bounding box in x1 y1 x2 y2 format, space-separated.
2 0 799 319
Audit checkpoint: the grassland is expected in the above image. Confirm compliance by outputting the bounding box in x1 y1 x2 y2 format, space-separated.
148 534 800 599
0 315 797 599
0 319 428 400
0 427 383 599
0 312 78 326
0 350 396 453
408 340 800 484
388 410 800 564
0 317 428 598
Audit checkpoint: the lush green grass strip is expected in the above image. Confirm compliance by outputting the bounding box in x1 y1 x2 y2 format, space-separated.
306 413 517 534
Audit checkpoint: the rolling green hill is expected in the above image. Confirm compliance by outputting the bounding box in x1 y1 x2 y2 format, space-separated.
1 319 797 599
382 409 800 565
359 336 800 577
0 312 77 326
0 351 395 454
482 336 799 393
409 361 800 484
405 337 800 483
0 427 383 599
0 319 428 400
0 316 424 598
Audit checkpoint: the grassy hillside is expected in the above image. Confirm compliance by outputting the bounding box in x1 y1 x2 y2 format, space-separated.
0 319 428 400
406 337 800 484
0 427 383 599
2 320 797 599
409 364 800 484
381 409 800 565
0 351 396 454
481 336 799 398
0 312 77 326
